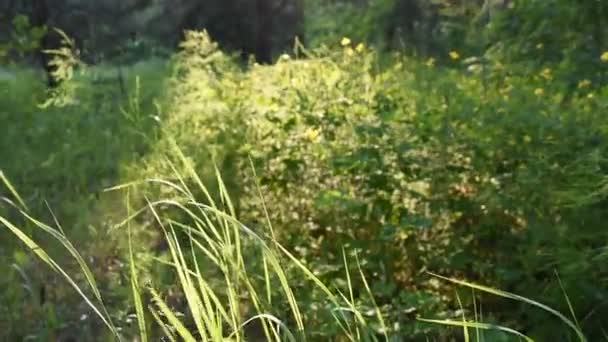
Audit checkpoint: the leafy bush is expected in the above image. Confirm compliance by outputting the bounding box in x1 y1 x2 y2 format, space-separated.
129 31 608 339
2 21 607 339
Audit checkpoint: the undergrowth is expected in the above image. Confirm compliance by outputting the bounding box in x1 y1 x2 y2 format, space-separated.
0 160 587 341
1 28 607 340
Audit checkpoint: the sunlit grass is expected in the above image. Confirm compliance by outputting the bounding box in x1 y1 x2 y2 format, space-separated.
1 152 389 341
2 159 591 341
419 272 587 342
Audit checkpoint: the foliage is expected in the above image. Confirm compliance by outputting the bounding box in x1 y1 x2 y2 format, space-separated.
0 58 169 340
0 14 47 64
482 0 608 87
124 31 608 340
2 159 393 341
305 0 484 54
1 164 588 342
1 2 608 339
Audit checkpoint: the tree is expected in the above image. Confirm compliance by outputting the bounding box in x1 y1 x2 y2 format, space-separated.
254 0 305 63
254 0 275 63
30 0 58 87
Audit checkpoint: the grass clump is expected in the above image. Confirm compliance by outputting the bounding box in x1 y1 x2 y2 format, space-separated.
2 155 392 341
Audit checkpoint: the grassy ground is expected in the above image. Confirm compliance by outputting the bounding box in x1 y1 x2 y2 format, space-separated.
0 59 169 340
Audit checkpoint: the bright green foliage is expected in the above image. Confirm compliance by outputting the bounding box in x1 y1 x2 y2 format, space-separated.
1 7 608 338
1 157 588 342
123 31 608 339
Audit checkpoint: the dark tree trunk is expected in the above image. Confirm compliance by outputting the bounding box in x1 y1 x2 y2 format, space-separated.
289 0 306 49
30 0 58 87
254 0 274 63
386 0 421 43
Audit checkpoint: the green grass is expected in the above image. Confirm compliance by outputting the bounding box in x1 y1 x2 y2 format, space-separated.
1 159 590 341
1 153 390 341
0 58 170 340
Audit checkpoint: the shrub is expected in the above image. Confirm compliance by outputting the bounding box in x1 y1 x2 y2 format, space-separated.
132 31 608 339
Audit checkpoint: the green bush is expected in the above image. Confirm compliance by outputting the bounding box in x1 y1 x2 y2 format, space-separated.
130 31 608 339
2 22 607 339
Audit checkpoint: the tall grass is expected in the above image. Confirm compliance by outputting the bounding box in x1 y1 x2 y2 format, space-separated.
1 152 387 341
418 273 587 342
0 159 589 341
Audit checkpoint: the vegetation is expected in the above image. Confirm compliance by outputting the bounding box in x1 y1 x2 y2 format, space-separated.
1 1 607 341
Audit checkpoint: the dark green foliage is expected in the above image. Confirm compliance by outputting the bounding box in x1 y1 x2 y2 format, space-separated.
1 0 305 65
0 14 47 64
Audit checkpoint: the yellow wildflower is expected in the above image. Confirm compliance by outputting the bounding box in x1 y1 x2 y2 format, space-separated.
449 51 460 60
540 68 552 80
345 47 354 56
306 128 321 142
341 37 351 47
534 88 544 96
578 79 591 89
499 84 513 95
601 51 608 62
355 43 365 53
524 135 532 143
425 57 436 67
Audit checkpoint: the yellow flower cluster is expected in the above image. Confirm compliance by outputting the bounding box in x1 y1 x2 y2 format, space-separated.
601 51 608 62
540 68 552 80
306 128 321 142
449 51 460 60
340 37 365 56
578 79 591 89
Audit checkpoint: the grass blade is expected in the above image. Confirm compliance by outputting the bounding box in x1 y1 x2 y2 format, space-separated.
127 191 148 342
418 318 534 342
0 170 28 210
149 287 197 342
428 272 587 342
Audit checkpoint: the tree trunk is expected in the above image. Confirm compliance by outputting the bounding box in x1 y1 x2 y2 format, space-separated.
254 0 274 63
31 0 57 87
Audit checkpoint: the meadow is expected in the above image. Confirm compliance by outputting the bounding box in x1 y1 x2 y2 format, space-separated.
1 3 608 340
